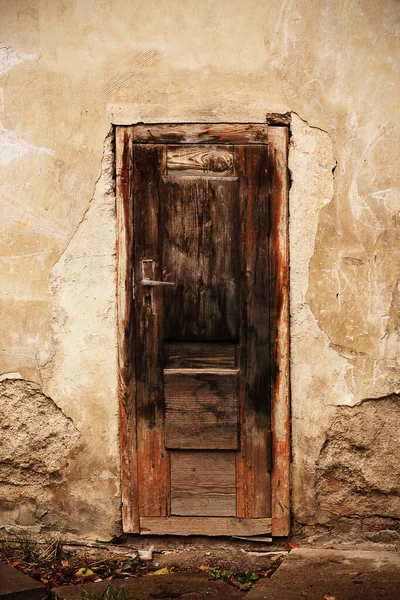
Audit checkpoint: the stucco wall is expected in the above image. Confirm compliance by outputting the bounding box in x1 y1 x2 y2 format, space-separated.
0 0 399 542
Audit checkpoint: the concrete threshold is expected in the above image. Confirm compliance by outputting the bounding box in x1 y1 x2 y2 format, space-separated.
246 548 400 600
0 562 46 600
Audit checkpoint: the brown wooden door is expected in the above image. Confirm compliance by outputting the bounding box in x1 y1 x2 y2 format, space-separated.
116 124 290 537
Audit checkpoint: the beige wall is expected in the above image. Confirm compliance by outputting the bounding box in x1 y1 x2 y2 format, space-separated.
0 0 399 542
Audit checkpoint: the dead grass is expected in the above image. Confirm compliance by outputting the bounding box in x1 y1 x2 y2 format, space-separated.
0 532 143 588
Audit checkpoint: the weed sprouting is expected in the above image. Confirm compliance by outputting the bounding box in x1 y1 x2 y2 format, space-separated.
81 582 127 600
209 567 233 581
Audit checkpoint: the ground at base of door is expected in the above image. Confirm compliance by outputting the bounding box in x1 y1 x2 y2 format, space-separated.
3 549 400 599
51 572 245 599
51 549 400 600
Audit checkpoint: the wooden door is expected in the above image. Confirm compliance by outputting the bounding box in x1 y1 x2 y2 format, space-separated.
116 124 290 537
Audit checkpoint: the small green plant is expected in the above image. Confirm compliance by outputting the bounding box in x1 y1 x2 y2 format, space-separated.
81 582 127 600
235 570 260 591
209 567 233 581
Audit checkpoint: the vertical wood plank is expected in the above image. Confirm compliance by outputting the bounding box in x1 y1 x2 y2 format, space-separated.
236 145 271 518
268 127 290 536
133 144 169 516
163 176 239 341
116 126 139 532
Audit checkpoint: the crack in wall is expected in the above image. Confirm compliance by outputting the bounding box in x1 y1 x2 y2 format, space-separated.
33 128 121 539
46 128 115 281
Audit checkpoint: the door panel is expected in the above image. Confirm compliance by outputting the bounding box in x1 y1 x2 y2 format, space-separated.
164 341 237 369
170 452 236 516
139 516 272 537
162 172 239 341
134 142 271 522
164 369 239 450
116 124 290 536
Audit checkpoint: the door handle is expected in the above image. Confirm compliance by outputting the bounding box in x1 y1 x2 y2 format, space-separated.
141 277 175 287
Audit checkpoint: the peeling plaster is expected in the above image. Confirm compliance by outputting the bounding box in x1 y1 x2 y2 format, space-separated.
39 130 121 539
289 114 354 523
0 372 22 381
0 46 37 77
290 112 399 529
0 378 79 486
42 129 117 409
0 123 54 166
313 395 400 534
307 152 400 402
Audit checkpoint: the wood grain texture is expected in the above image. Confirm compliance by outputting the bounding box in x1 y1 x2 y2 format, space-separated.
132 123 268 144
170 452 236 516
165 342 237 369
116 126 139 533
163 176 239 341
139 517 272 536
268 127 290 536
133 144 169 517
166 145 234 176
164 370 239 450
266 113 291 125
235 145 271 518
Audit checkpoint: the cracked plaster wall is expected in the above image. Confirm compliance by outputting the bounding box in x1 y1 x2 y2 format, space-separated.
0 378 80 530
0 0 399 541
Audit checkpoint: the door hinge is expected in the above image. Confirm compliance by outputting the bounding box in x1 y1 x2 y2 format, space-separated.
267 429 273 473
132 267 135 299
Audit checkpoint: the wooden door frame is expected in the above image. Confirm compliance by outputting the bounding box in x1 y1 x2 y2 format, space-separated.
115 123 290 537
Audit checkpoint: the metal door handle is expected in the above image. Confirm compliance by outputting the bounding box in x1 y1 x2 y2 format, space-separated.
141 277 175 287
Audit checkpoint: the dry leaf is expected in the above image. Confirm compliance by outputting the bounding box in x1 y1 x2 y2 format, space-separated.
146 567 170 576
198 565 213 572
75 568 94 578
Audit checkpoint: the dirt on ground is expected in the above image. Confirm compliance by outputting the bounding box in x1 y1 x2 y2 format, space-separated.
0 534 285 594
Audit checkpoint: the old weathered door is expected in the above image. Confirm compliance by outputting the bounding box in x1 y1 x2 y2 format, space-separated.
116 124 289 537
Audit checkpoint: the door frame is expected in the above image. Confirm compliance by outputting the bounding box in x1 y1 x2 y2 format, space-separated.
115 123 290 536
